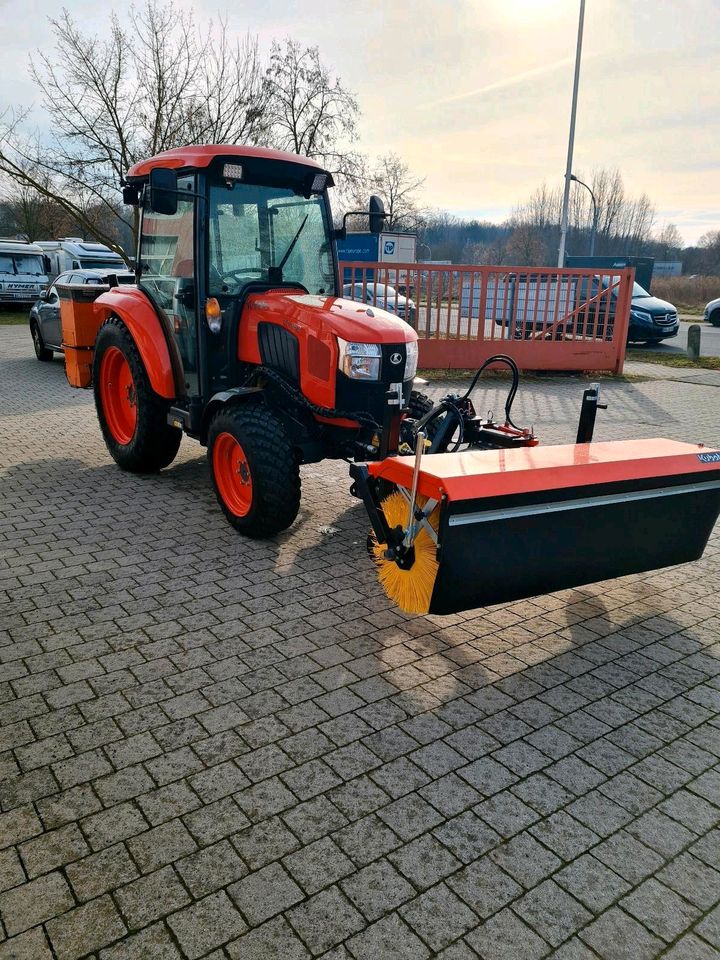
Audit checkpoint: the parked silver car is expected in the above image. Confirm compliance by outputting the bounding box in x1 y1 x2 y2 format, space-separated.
342 282 416 326
703 296 720 327
29 268 134 360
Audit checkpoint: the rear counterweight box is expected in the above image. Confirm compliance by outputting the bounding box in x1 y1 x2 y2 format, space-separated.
57 282 109 388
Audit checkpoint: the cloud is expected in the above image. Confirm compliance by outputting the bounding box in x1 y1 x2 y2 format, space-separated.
423 57 573 108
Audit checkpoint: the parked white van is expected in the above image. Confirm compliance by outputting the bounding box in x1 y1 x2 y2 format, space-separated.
37 238 128 282
0 239 49 306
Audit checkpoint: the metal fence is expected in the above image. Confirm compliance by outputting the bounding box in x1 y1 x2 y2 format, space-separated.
339 262 634 373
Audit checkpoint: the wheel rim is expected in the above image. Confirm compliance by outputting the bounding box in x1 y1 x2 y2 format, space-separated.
213 431 253 517
99 346 137 445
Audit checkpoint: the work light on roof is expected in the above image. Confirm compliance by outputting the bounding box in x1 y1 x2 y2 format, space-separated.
222 163 243 181
310 174 328 192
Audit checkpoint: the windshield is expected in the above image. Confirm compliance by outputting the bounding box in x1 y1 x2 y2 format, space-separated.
208 182 334 296
367 283 397 297
80 259 126 270
600 276 650 299
0 253 45 275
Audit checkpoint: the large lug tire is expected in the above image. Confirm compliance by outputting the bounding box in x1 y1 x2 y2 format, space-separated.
30 320 53 361
407 390 434 421
402 390 440 446
93 317 181 472
208 403 301 538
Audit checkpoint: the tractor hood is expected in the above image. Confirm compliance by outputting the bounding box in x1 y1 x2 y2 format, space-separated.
260 292 418 344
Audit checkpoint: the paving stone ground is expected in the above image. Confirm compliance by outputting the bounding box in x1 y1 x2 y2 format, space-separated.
1 323 719 959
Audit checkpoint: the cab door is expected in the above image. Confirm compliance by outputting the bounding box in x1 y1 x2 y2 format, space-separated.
138 175 198 397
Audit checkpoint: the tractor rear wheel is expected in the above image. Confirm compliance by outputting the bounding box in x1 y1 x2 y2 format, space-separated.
208 403 301 538
93 318 181 472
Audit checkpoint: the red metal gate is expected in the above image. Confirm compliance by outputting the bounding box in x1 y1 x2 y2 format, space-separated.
340 262 633 373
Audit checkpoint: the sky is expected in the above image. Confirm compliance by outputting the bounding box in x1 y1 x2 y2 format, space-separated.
3 0 720 244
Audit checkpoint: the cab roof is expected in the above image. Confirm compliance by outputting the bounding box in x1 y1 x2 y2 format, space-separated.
127 145 327 180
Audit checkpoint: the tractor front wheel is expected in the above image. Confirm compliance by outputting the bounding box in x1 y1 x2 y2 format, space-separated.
208 404 301 538
93 318 181 472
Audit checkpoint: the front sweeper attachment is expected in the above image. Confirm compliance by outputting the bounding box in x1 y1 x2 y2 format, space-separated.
353 439 720 616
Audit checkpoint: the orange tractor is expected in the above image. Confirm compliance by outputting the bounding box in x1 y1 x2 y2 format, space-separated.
58 144 720 615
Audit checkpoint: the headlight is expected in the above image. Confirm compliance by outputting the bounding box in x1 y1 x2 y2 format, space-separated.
405 340 419 380
630 308 652 323
337 338 381 380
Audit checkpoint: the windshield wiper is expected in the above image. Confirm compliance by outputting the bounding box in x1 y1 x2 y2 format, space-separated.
269 214 309 283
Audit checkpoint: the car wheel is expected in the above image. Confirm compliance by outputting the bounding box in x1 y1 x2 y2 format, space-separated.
710 309 720 328
30 320 53 361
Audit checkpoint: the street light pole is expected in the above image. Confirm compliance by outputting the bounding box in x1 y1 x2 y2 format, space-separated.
570 174 597 256
557 0 586 267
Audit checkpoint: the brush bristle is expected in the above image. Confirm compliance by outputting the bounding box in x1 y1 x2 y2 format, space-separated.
370 491 440 615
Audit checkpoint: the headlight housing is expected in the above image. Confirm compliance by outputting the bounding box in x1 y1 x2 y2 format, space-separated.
405 340 419 380
630 308 652 324
337 338 381 380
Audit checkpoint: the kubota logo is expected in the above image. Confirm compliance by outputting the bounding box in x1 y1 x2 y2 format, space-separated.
390 353 403 365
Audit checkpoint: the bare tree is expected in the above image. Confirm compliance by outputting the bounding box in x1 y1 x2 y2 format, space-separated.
264 39 360 179
0 3 269 252
656 223 684 259
0 180 75 240
696 230 720 274
510 167 656 262
358 153 425 231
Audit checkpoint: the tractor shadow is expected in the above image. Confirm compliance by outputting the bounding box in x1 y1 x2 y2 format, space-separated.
282 491 719 717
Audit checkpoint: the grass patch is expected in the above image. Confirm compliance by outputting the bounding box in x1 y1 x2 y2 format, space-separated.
624 351 720 371
652 276 718 315
417 368 647 383
0 308 28 325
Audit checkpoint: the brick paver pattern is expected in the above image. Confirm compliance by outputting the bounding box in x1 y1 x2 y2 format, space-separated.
1 325 719 959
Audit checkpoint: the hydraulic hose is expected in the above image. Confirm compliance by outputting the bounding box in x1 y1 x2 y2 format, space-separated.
461 354 522 431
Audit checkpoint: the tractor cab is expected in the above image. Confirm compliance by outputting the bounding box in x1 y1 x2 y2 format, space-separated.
125 147 340 406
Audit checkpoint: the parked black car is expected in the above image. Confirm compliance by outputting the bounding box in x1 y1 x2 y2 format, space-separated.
496 275 679 344
29 269 134 360
575 279 679 344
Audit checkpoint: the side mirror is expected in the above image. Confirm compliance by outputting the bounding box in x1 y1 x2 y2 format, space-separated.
39 290 49 302
369 195 385 235
148 168 178 216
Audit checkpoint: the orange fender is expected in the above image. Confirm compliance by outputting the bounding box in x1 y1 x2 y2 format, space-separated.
94 287 177 400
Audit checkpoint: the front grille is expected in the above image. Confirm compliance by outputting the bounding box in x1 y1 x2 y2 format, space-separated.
335 342 412 425
655 312 678 326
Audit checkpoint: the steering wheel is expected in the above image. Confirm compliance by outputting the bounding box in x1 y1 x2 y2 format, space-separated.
220 267 263 283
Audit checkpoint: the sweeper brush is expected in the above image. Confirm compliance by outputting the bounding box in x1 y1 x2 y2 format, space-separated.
351 359 720 616
370 491 441 615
